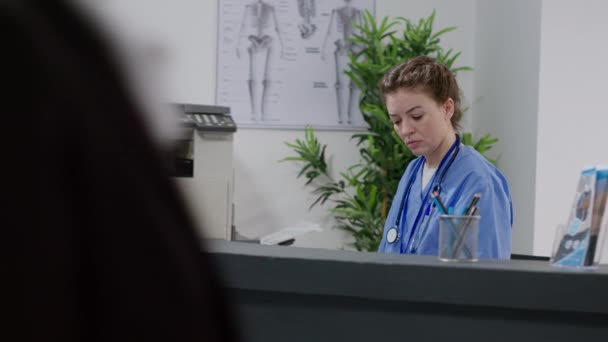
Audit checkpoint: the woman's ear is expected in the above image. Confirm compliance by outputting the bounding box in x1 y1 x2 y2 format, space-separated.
444 98 455 120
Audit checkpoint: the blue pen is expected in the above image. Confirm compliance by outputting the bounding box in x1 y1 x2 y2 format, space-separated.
431 192 448 214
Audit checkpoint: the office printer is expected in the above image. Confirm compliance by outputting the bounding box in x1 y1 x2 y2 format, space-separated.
170 103 236 241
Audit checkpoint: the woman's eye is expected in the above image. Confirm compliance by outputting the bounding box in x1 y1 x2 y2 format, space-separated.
412 114 423 120
392 120 401 125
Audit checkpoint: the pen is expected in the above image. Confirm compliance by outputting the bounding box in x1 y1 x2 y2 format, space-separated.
460 193 481 216
452 206 479 258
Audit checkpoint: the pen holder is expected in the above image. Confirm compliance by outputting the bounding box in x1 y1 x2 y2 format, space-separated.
550 223 607 269
438 215 480 262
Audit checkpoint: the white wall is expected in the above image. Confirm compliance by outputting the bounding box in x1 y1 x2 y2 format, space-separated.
535 0 608 259
473 0 542 255
78 0 477 250
472 0 608 259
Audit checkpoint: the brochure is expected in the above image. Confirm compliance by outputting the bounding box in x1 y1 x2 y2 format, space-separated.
584 167 608 265
551 167 596 266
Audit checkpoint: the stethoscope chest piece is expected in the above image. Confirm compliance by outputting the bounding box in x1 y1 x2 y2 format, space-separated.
386 226 399 244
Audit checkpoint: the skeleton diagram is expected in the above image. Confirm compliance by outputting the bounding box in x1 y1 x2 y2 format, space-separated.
236 0 285 121
297 0 316 39
321 0 362 125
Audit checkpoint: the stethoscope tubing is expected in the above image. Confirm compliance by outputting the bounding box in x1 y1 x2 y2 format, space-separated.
386 136 461 251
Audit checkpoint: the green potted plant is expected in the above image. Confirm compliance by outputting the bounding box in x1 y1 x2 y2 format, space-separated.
282 10 497 252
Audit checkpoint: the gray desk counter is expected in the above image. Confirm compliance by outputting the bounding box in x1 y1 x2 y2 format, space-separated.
205 241 608 342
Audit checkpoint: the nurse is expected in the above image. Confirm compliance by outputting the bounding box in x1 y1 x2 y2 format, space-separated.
377 56 512 259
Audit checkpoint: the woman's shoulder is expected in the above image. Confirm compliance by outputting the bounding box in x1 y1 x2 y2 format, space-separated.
458 145 497 169
457 145 509 185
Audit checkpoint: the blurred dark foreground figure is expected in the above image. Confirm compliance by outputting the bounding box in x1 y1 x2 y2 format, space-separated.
3 1 238 341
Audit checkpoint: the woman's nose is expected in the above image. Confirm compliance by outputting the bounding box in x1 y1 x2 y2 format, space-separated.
397 121 412 139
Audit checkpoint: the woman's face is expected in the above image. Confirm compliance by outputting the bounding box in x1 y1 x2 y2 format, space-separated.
386 88 454 158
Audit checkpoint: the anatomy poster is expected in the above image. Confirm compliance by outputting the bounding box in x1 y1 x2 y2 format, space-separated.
216 0 376 129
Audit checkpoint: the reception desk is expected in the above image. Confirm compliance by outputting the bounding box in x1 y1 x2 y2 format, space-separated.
205 241 608 342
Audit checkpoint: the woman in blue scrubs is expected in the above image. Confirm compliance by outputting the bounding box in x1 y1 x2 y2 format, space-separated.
378 56 512 259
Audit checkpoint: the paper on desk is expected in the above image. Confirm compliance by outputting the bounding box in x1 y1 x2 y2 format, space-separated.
260 222 323 245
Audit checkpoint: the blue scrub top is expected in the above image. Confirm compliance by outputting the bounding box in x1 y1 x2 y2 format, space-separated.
378 145 513 259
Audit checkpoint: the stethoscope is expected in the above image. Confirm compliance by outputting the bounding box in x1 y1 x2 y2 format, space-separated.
385 135 461 253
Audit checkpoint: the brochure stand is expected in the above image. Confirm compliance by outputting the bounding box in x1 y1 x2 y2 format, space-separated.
550 166 608 269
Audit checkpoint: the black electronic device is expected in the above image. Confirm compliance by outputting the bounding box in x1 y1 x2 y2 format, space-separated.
176 103 237 132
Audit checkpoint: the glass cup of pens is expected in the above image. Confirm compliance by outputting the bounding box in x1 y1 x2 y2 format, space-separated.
438 215 480 262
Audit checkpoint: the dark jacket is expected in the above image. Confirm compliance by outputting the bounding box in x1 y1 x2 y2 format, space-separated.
3 1 237 340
